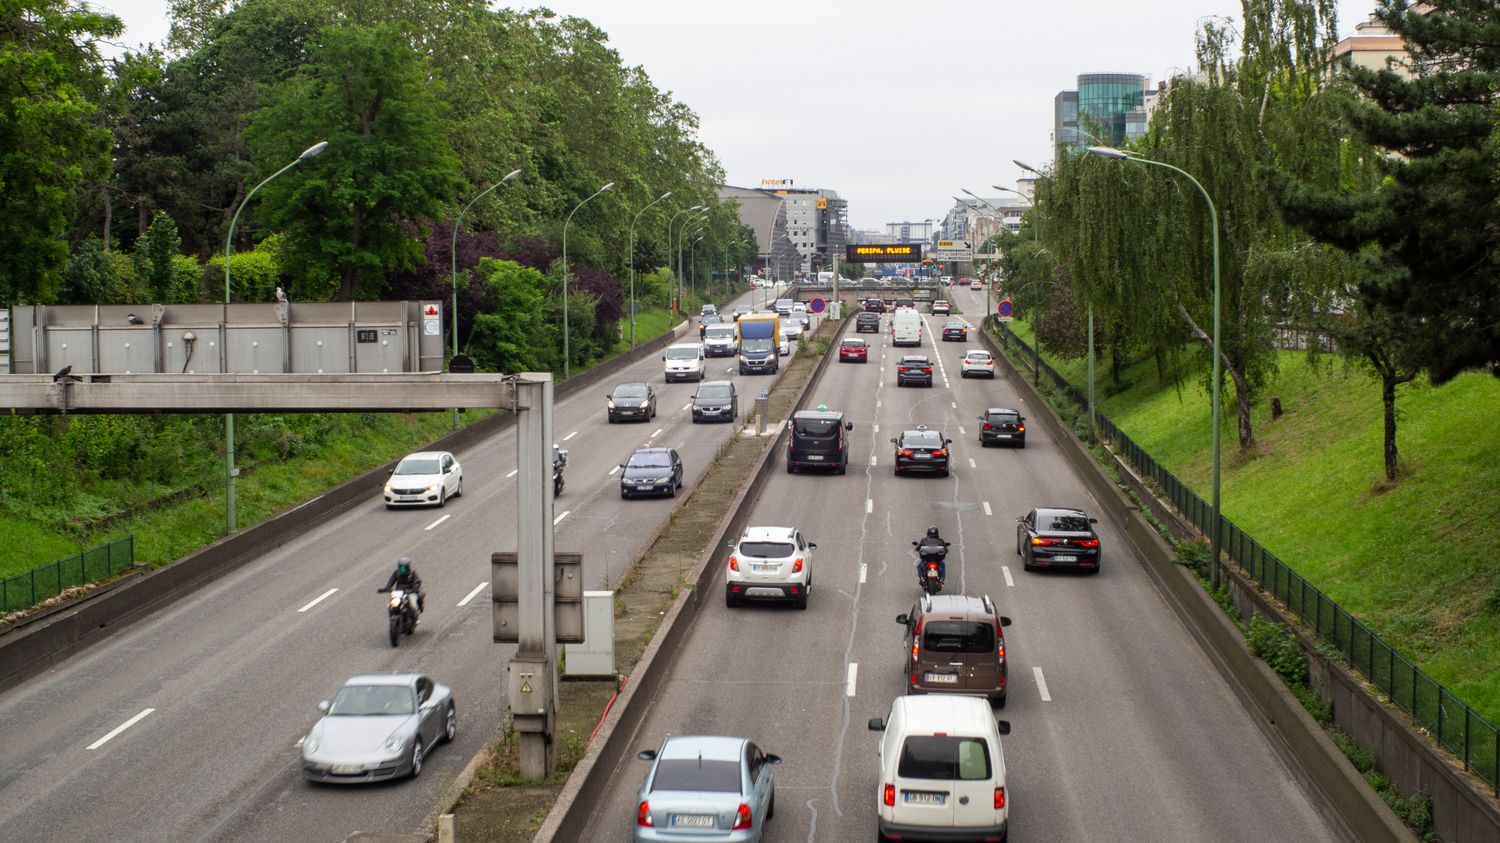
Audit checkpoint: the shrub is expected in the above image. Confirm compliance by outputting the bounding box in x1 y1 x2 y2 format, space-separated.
1246 614 1309 687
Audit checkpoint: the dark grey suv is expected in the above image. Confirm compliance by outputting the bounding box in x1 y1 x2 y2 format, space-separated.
855 311 881 333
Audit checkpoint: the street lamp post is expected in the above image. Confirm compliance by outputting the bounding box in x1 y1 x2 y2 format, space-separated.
689 235 705 295
450 167 522 428
1088 145 1223 588
222 139 327 534
666 205 705 317
678 214 707 307
628 191 672 346
561 181 616 379
961 188 1006 317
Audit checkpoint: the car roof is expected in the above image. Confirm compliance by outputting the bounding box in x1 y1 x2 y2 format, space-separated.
985 407 1021 415
697 380 733 389
660 735 747 761
965 349 992 355
740 525 796 542
944 320 966 327
792 409 843 420
400 451 449 461
632 447 672 456
917 593 996 619
667 341 702 349
891 694 996 732
613 382 648 390
344 674 419 687
841 337 867 343
900 354 929 361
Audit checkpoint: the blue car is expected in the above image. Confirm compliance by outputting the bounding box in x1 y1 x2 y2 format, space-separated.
634 735 780 841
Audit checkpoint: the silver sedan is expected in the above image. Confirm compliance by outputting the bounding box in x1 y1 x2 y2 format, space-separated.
634 735 780 841
301 674 456 783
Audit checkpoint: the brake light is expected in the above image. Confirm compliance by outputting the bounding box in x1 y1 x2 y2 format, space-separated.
898 449 914 457
932 449 948 457
984 360 993 365
883 784 896 806
1016 423 1025 432
995 786 1006 809
732 803 752 830
637 801 653 827
983 422 993 430
922 367 932 373
792 558 803 573
1077 539 1100 548
1031 537 1057 546
729 556 739 572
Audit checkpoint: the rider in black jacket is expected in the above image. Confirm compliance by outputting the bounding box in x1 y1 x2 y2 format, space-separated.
916 526 949 583
378 557 424 614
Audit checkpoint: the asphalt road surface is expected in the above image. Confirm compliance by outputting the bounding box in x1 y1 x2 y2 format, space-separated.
0 285 799 843
578 285 1350 842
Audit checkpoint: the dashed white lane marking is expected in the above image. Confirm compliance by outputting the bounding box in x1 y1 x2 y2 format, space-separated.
983 501 992 517
1002 566 1015 588
294 737 304 748
859 563 868 583
870 456 878 466
681 403 692 411
1034 666 1053 702
866 499 874 514
951 402 957 409
88 708 155 750
505 469 518 479
877 400 882 408
553 510 571 526
969 458 977 469
873 424 880 433
650 428 664 438
298 588 338 613
959 426 966 435
562 430 578 442
608 465 621 476
424 514 450 531
846 663 859 697
458 581 488 607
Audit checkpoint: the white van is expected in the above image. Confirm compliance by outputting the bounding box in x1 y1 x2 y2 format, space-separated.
891 309 922 346
663 342 705 382
869 695 1010 842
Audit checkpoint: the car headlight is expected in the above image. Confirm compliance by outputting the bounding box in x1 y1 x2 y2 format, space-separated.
738 354 747 362
639 400 650 408
607 400 616 409
425 483 440 494
385 733 406 752
303 736 319 754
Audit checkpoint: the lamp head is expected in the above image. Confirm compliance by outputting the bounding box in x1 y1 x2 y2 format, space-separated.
299 141 329 160
1086 146 1129 160
658 191 672 200
502 168 523 183
600 182 616 193
691 204 705 212
961 188 979 198
1013 159 1040 174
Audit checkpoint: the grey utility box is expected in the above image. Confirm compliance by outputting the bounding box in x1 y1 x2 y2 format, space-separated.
564 591 616 678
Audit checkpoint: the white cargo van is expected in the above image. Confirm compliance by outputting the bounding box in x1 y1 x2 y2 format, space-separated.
869 695 1010 842
891 309 922 346
662 342 705 382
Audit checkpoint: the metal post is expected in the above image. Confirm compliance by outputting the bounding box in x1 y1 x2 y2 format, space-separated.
511 372 557 779
1087 304 1096 443
451 169 521 428
628 191 671 347
561 182 615 380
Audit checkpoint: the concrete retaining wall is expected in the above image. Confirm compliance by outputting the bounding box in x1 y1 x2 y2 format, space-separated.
0 320 695 690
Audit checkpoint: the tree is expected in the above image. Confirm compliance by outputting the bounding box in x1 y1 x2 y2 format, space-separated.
0 0 121 304
467 259 553 373
135 211 184 301
246 22 463 300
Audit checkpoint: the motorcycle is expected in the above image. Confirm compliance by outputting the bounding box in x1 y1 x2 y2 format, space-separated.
912 539 950 595
553 445 569 496
384 587 419 647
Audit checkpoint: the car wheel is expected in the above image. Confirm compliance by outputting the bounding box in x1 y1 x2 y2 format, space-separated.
692 415 701 424
444 704 457 743
455 477 463 498
437 488 446 508
620 489 629 500
668 481 677 498
940 469 950 477
1087 565 1101 575
726 590 740 608
607 414 614 424
768 789 776 820
794 591 808 610
410 737 423 778
786 462 796 474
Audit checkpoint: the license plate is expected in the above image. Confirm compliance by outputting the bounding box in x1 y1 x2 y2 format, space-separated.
914 454 930 460
904 791 946 805
671 814 715 828
397 495 421 501
330 764 364 774
753 564 778 573
807 455 824 460
924 673 959 684
997 434 1012 439
1052 555 1078 562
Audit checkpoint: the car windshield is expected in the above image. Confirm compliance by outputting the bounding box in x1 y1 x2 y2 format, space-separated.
987 412 1019 424
945 322 965 329
629 452 671 468
794 418 839 438
697 386 732 400
706 326 736 338
328 684 414 716
743 338 774 353
739 541 795 558
902 432 943 448
652 759 742 793
775 299 793 308
613 385 647 400
897 736 992 781
666 347 700 360
922 621 996 653
1039 512 1092 532
394 458 439 475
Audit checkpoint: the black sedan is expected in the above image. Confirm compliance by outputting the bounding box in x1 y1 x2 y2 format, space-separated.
1016 507 1101 573
892 426 952 477
619 448 684 498
606 383 656 423
697 313 725 337
691 380 738 423
896 355 933 387
941 320 969 342
978 408 1026 447
855 311 881 333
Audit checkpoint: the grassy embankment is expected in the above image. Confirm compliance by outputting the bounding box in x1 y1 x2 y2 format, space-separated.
1004 316 1500 721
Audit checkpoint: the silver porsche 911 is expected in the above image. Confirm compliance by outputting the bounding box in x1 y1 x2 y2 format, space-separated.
301 674 456 783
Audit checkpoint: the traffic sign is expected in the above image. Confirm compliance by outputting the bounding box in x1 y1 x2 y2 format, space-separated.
808 297 826 314
997 298 1014 321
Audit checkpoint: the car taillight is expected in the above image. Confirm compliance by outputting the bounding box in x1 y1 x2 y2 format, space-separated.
637 801 653 827
1031 537 1057 546
984 360 993 365
983 422 993 430
932 449 948 457
729 556 739 572
883 784 896 806
994 786 1006 809
898 449 914 457
1016 423 1025 432
899 366 909 372
1077 539 1100 548
792 558 803 573
733 803 752 830
922 367 932 373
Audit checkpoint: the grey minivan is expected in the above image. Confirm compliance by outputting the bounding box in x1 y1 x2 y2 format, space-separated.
786 410 854 474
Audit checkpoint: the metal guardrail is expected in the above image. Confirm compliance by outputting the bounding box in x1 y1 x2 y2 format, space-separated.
990 319 1500 794
1 536 135 614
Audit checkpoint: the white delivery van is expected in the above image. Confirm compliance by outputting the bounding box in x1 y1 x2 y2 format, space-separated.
891 309 922 347
869 695 1010 842
662 342 705 382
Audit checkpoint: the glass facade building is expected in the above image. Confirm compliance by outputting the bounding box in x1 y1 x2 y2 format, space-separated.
1076 73 1147 146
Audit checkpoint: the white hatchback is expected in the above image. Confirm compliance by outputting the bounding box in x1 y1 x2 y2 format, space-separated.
383 451 462 508
724 526 815 610
960 350 996 378
869 695 1010 842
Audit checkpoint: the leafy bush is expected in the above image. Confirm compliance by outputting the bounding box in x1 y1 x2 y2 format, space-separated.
1174 538 1212 574
1246 614 1309 687
205 247 283 303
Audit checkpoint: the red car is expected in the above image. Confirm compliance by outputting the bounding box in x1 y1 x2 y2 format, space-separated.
839 337 869 363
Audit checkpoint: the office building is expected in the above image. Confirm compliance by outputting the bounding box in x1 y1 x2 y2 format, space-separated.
1054 72 1150 151
717 184 800 280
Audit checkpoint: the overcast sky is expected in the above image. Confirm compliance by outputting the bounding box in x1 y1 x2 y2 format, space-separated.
95 0 1375 230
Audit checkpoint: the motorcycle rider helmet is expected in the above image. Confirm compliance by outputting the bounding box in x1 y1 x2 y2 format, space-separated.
925 526 940 540
397 557 412 575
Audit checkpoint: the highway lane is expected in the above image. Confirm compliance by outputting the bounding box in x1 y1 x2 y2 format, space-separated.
580 295 1348 841
0 285 804 843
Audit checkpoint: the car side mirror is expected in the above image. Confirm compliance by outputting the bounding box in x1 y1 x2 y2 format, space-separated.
945 439 952 446
765 754 782 765
808 542 817 549
895 613 909 625
845 422 854 431
911 541 919 547
996 720 1012 736
637 749 657 761
726 541 736 549
890 438 898 445
867 717 886 732
619 464 627 470
317 700 330 713
1089 517 1098 524
1000 616 1013 627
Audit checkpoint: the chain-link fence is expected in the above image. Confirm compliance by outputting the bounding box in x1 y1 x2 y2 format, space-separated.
991 319 1500 793
1 536 135 614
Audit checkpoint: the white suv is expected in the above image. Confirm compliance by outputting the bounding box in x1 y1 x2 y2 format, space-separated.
663 342 705 382
869 695 1011 842
724 526 815 609
960 349 996 378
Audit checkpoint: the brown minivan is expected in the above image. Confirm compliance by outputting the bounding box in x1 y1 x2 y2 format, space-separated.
896 594 1012 707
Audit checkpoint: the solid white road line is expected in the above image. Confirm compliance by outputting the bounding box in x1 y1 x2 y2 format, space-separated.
562 430 578 442
1002 566 1015 588
846 663 859 697
88 708 155 750
866 499 874 514
298 588 338 613
608 465 621 476
505 469 518 479
553 510 571 526
983 501 992 517
969 458 977 469
458 581 488 607
1034 666 1052 702
424 514 450 531
859 563 868 584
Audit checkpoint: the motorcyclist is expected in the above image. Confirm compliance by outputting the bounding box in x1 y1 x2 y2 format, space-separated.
378 557 424 615
915 526 949 584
